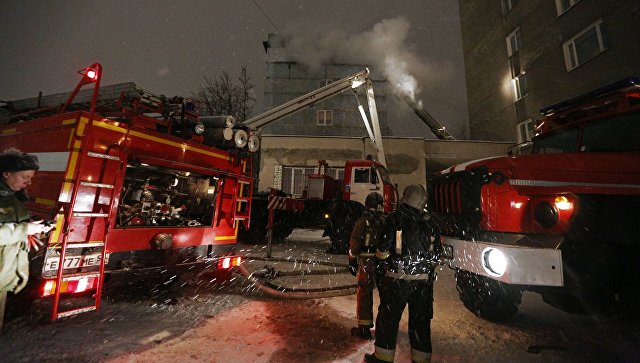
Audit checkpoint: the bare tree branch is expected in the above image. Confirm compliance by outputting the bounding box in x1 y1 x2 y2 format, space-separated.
194 67 255 122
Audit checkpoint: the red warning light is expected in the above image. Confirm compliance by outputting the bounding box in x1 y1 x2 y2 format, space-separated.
78 63 101 85
86 69 98 80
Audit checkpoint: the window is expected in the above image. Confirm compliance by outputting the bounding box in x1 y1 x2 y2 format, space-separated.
532 128 579 154
317 110 333 126
563 19 606 71
506 28 521 57
581 114 640 152
280 165 344 197
555 0 581 16
516 119 535 143
501 0 518 14
353 168 371 183
512 73 528 101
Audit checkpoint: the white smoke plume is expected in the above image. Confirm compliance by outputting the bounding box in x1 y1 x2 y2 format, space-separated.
280 16 451 101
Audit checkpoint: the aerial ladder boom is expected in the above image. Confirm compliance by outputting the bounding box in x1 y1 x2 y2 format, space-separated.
400 93 455 140
242 68 386 166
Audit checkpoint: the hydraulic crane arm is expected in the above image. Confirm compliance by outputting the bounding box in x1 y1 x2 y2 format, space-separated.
401 93 455 140
242 68 386 165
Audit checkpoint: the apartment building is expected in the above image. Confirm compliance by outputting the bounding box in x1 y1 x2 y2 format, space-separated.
459 0 640 142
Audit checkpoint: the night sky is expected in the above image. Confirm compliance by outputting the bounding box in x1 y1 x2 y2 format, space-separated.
0 0 467 138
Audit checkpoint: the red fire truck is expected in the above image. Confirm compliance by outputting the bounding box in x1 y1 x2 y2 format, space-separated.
0 64 249 320
428 77 640 321
236 69 398 253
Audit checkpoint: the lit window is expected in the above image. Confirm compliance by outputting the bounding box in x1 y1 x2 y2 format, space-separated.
516 119 535 143
563 19 606 71
317 110 333 126
555 0 581 16
512 73 528 101
506 28 521 57
501 0 518 15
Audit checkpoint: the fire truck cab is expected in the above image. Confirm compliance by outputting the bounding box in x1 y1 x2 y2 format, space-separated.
429 77 640 321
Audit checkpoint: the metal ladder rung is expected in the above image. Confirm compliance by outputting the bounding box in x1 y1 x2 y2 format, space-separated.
80 181 114 189
57 306 97 319
64 241 105 248
62 272 101 281
239 180 251 184
73 212 109 217
87 151 120 161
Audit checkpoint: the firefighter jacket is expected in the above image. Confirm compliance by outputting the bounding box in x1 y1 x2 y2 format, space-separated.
376 204 441 280
0 180 31 293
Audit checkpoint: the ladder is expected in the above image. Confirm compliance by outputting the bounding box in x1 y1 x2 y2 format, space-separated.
232 157 254 229
51 145 125 321
213 159 254 229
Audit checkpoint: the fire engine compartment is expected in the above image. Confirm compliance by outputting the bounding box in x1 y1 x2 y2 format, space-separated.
117 163 218 228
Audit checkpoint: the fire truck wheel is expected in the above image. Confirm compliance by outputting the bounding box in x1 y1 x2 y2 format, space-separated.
455 270 522 322
273 225 294 240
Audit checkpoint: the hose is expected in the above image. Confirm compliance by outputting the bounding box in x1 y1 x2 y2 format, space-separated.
235 264 356 299
246 255 347 268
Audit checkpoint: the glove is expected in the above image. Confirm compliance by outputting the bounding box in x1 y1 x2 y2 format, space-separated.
348 258 358 277
27 220 54 236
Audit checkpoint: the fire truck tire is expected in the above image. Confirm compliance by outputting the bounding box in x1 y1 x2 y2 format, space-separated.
455 270 522 322
273 225 294 240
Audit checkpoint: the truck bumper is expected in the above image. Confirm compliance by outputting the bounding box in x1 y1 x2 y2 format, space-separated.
443 235 564 287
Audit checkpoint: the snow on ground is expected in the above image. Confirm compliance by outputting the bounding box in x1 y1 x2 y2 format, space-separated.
0 229 638 362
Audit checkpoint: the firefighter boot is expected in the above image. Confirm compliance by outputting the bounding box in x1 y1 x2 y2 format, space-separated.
351 326 372 340
364 353 388 363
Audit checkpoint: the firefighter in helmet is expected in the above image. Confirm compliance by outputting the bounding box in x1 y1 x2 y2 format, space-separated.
348 192 386 339
365 184 442 363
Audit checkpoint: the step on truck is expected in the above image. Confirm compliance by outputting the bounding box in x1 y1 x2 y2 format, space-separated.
428 77 640 321
0 64 256 320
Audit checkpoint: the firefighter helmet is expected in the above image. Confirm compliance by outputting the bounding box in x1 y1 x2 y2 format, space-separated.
365 192 383 209
401 184 428 211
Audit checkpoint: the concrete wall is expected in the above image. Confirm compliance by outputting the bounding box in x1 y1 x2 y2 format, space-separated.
257 135 513 194
424 139 513 175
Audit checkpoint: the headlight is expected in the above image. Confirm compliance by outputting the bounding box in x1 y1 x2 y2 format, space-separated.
482 247 507 277
535 201 558 227
554 195 572 210
193 122 205 135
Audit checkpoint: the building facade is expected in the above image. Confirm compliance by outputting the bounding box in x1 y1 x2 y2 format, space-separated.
459 0 640 142
260 33 392 137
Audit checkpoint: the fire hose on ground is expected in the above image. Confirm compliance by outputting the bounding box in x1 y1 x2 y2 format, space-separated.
233 257 357 299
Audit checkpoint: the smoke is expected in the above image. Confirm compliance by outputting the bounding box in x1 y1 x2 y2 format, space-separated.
280 16 451 101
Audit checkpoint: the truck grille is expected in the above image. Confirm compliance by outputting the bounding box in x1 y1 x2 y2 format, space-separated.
433 180 462 214
428 167 488 238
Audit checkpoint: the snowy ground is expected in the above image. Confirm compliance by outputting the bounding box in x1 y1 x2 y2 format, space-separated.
0 229 638 362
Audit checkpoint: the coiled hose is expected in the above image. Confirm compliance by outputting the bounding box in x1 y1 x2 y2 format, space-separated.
234 263 357 299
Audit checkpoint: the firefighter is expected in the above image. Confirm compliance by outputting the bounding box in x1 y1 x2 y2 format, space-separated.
365 184 442 363
348 192 385 340
0 149 53 330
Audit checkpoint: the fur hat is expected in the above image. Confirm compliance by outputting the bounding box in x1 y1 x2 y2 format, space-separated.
0 148 39 172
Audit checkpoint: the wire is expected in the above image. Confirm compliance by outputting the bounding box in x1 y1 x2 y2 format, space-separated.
251 0 280 32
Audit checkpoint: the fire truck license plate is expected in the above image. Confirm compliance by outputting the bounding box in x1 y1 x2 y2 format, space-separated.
44 254 109 272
